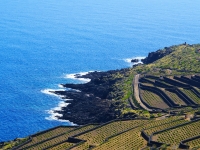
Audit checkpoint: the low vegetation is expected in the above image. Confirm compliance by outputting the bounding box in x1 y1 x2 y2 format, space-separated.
140 89 169 109
155 120 200 146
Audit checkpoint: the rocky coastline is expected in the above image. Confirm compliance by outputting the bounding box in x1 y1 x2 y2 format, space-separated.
141 46 174 64
51 44 183 125
52 69 130 125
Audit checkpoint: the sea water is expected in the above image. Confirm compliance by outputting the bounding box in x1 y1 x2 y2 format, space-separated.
0 0 200 141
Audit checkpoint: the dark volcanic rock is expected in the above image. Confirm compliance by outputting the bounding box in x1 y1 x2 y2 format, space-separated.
142 47 174 64
52 69 130 125
131 59 139 63
53 91 116 125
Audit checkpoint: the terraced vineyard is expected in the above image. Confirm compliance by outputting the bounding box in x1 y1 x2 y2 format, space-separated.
93 116 184 150
75 120 148 147
155 119 200 146
167 107 194 114
16 126 75 149
138 75 200 110
194 87 200 93
12 74 200 150
184 137 200 148
70 142 89 150
144 117 187 136
164 90 186 106
10 112 200 150
140 82 154 87
93 126 147 150
143 116 185 129
15 125 96 150
157 80 172 87
140 89 169 109
181 89 200 104
145 78 155 82
46 141 75 150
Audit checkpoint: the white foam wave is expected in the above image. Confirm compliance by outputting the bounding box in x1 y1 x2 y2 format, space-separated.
58 84 65 88
41 88 75 101
45 101 76 125
54 101 69 111
124 56 145 66
65 71 94 83
41 89 65 97
43 71 99 124
42 88 75 124
124 56 145 63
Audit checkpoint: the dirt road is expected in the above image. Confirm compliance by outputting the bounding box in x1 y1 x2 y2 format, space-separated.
133 74 152 111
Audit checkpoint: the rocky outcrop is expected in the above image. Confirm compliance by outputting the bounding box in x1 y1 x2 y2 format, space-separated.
52 69 131 125
141 46 174 64
54 90 116 125
131 59 139 63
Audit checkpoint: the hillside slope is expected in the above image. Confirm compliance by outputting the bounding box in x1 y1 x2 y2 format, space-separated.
2 43 200 150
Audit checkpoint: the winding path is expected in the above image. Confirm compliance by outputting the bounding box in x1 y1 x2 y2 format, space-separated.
133 74 152 111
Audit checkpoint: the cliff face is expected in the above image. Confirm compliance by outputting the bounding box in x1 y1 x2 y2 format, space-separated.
141 47 174 64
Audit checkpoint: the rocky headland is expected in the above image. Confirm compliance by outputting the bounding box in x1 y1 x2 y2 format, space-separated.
141 46 174 64
51 43 189 125
52 69 131 125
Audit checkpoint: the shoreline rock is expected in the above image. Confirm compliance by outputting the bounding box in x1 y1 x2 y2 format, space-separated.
141 46 174 64
131 59 139 63
52 45 183 124
52 69 131 125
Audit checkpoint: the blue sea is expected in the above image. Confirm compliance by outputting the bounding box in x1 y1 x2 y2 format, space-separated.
0 0 200 142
